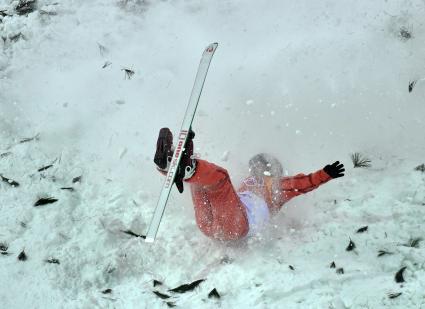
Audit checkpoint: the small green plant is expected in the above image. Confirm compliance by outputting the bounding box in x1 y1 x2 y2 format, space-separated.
122 68 135 80
403 237 422 248
16 0 37 16
350 153 372 168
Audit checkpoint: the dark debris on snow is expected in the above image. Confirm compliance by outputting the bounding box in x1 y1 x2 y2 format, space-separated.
395 267 407 283
45 258 60 264
168 279 205 293
208 288 220 299
388 292 402 299
121 230 146 239
336 268 344 274
0 175 20 187
378 250 394 257
356 226 368 233
18 250 27 261
34 197 58 207
346 239 356 251
153 291 171 299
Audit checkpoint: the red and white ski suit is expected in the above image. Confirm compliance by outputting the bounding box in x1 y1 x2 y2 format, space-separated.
185 159 332 241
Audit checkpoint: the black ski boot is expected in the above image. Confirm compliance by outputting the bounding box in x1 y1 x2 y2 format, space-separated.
154 128 174 171
154 128 196 193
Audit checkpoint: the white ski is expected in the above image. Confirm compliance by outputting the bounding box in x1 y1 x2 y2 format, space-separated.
145 43 218 243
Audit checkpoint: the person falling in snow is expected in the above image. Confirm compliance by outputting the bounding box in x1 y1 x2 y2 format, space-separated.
154 128 345 241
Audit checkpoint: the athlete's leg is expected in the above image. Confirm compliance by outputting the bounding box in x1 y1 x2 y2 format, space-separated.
186 160 249 241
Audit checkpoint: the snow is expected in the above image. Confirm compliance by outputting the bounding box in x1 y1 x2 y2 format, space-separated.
1 0 425 308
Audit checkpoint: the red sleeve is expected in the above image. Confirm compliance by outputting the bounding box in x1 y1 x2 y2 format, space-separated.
282 169 332 195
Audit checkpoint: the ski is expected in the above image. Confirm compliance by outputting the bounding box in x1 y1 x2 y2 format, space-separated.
145 43 218 243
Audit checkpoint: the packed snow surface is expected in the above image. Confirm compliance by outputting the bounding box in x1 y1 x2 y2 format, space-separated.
1 0 425 308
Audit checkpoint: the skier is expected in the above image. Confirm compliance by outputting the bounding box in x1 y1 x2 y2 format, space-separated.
154 128 345 241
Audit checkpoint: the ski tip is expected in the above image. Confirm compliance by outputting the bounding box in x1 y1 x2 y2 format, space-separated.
145 236 155 243
205 43 218 53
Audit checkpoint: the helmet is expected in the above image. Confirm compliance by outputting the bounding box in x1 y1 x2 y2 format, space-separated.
248 153 283 178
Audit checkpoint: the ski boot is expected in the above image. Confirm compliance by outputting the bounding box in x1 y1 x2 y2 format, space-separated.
154 128 174 171
154 127 196 193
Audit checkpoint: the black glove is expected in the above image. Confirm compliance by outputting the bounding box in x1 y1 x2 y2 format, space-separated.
324 161 345 178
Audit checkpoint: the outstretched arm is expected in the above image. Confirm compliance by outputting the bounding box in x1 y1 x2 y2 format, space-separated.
282 161 345 201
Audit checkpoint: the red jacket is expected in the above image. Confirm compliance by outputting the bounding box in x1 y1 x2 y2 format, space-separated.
160 159 332 240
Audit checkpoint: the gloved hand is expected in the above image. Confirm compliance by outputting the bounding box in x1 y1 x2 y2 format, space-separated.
324 161 345 178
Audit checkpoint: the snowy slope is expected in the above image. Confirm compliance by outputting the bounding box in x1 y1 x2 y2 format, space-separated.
1 0 425 308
